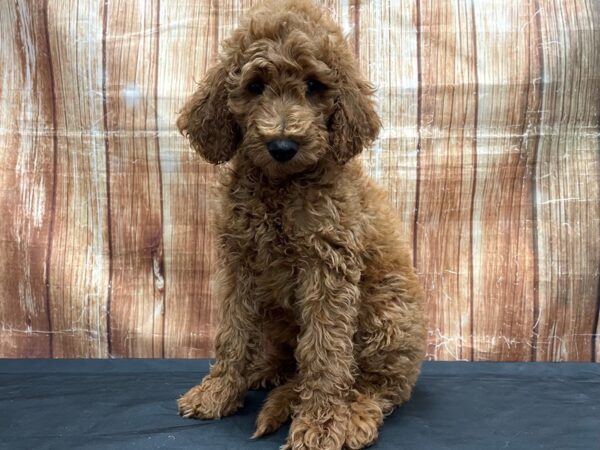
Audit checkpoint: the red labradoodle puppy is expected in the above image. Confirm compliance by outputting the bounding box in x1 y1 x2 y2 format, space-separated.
176 1 426 448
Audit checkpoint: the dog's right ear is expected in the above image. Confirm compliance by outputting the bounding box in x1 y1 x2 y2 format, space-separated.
177 61 240 164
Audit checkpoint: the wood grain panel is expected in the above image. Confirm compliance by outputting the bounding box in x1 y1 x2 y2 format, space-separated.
46 0 110 357
1 0 599 361
533 0 600 361
104 0 165 357
414 0 478 360
157 0 227 358
0 1 54 357
357 1 420 244
470 1 539 361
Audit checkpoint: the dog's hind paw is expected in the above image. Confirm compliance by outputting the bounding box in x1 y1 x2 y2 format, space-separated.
252 380 297 438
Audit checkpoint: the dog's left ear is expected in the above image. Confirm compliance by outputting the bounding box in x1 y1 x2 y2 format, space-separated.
328 69 381 164
177 61 240 164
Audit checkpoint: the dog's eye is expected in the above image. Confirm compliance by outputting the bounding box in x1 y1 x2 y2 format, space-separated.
305 79 326 96
247 80 265 95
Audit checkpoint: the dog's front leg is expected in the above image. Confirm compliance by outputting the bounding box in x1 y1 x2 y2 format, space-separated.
178 265 258 419
285 255 360 450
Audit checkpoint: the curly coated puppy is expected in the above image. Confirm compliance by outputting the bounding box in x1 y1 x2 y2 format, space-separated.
176 1 426 448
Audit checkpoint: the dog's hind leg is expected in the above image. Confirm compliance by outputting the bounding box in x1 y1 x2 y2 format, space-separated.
249 314 300 437
246 340 296 390
253 377 299 438
246 308 298 389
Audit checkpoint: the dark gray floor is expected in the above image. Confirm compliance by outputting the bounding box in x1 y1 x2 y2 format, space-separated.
0 360 598 450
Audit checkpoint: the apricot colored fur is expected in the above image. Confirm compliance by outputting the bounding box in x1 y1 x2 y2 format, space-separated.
176 1 426 448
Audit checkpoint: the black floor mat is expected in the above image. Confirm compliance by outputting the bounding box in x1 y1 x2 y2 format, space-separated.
1 360 598 449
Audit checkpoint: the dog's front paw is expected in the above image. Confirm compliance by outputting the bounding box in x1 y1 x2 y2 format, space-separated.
281 404 348 450
178 377 243 419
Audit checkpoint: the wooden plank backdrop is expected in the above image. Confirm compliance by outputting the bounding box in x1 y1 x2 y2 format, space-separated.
0 0 599 361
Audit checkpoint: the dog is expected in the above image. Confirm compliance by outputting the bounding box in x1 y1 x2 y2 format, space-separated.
176 1 426 448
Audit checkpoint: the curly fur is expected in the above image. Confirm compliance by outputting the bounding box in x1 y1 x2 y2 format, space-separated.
176 1 426 448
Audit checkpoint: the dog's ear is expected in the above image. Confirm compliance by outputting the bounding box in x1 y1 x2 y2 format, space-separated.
328 70 381 164
177 61 240 164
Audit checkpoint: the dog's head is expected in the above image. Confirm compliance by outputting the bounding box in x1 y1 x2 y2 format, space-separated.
177 0 380 179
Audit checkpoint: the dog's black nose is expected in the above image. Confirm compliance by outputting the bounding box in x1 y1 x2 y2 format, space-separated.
267 139 299 162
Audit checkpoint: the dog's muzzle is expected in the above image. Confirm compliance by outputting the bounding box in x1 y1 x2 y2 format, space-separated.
267 139 299 162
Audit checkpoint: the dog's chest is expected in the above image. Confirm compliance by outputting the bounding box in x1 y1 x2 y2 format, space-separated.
225 191 311 309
